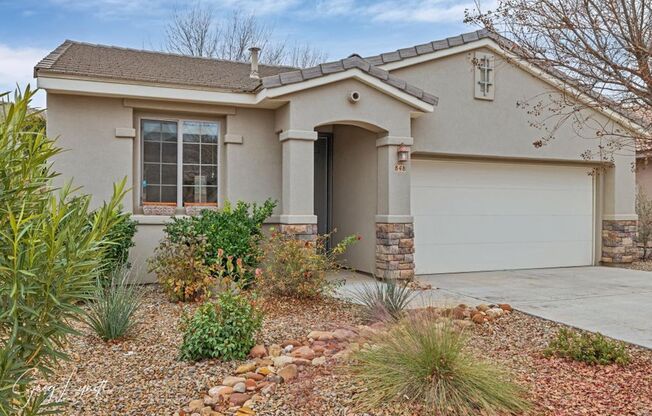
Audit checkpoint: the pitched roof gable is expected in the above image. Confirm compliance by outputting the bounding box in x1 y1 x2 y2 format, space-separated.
260 54 438 106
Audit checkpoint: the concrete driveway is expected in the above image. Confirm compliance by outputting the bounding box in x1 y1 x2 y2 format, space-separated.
418 267 652 349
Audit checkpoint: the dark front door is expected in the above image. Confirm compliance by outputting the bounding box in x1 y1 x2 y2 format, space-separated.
314 133 332 236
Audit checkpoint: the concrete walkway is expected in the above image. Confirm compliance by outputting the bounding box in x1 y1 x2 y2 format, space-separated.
334 267 652 349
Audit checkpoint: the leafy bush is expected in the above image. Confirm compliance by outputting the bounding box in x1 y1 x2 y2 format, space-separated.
100 211 137 275
164 199 275 280
148 235 245 302
0 87 127 414
257 231 358 299
84 267 143 341
352 280 415 323
179 291 263 361
350 315 530 415
543 328 630 365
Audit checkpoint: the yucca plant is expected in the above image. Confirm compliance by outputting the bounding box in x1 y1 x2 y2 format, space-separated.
0 87 127 414
350 315 530 415
85 267 143 341
352 280 416 323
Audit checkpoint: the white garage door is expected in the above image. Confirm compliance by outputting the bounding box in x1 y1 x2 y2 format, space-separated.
411 159 594 274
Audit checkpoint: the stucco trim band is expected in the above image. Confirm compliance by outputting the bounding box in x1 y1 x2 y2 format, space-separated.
375 215 414 223
224 133 244 144
376 136 414 147
115 127 136 138
279 130 318 142
603 214 638 221
279 214 318 224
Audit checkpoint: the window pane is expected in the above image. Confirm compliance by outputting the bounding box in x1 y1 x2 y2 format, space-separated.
143 142 160 163
162 143 177 163
183 186 196 203
161 122 178 142
201 166 217 186
206 187 217 203
143 163 160 185
183 144 200 163
183 165 200 186
183 121 201 143
202 123 218 143
201 144 217 165
161 164 177 185
143 185 160 202
142 120 160 141
161 186 177 203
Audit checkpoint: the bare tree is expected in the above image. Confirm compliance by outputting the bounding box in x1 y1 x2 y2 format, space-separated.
165 4 327 68
165 3 219 57
465 0 652 160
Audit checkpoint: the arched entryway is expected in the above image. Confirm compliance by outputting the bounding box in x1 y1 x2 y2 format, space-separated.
313 123 384 274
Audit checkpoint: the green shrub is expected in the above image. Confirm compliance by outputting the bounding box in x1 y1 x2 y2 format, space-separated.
0 87 127 414
84 267 143 341
352 280 415 323
543 328 629 365
350 315 530 415
100 211 137 275
257 231 358 299
149 234 246 302
179 291 263 361
164 199 275 282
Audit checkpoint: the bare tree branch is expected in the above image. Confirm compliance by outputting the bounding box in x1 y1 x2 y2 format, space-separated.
466 0 652 160
165 4 327 68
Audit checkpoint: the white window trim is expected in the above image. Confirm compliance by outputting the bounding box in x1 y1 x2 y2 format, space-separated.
138 116 221 209
474 52 495 101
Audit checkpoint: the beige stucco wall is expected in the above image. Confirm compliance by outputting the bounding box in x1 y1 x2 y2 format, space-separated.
331 125 377 273
392 48 637 218
275 78 412 137
637 159 652 195
47 94 134 211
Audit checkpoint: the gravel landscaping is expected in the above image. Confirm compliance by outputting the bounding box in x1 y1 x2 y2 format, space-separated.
620 258 652 271
48 285 652 415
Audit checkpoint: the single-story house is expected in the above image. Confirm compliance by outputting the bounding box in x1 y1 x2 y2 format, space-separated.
34 29 644 282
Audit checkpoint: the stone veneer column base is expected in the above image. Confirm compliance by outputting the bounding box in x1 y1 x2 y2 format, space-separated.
277 223 318 241
375 222 415 280
601 220 637 264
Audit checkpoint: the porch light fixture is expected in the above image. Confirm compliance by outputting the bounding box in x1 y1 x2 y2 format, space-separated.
397 144 410 162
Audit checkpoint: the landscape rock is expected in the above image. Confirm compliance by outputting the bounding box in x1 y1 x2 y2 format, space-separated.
189 399 204 412
249 344 267 359
235 363 256 374
471 313 486 324
256 366 274 376
222 376 246 387
228 393 251 406
233 382 246 393
277 364 298 382
307 330 335 341
272 356 295 368
312 356 326 366
268 344 282 357
291 346 315 360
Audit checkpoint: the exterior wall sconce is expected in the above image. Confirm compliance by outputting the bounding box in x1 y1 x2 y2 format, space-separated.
397 144 410 162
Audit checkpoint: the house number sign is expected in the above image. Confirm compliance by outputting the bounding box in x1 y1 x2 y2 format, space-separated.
394 164 407 173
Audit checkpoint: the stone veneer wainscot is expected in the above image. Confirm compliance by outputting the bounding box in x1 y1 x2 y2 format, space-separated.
375 222 415 280
602 219 637 263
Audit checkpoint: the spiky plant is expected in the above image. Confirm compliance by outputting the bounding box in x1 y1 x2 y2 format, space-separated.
350 315 530 415
0 86 127 414
85 268 143 341
352 280 416 323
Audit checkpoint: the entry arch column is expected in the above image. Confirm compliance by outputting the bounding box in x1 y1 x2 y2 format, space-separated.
375 135 415 280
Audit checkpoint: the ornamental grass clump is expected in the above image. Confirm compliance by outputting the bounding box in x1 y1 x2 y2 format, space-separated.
352 280 416 323
84 267 144 341
543 328 630 365
350 315 530 415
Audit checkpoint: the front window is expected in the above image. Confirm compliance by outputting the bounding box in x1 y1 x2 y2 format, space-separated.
141 119 219 207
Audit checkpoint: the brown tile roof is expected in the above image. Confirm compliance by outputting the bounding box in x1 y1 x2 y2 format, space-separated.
34 40 296 93
364 29 495 66
261 54 439 106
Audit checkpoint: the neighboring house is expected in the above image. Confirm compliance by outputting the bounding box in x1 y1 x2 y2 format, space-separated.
34 29 644 282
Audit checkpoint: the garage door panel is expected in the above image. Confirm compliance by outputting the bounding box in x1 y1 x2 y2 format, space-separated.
416 241 594 274
411 160 594 274
415 214 593 245
412 187 592 216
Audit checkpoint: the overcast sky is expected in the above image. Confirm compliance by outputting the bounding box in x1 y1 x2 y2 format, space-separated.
0 0 489 108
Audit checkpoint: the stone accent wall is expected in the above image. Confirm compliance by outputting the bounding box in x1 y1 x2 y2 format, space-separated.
277 223 318 241
375 222 415 280
602 220 637 264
